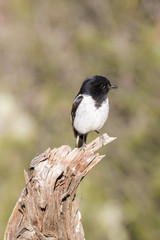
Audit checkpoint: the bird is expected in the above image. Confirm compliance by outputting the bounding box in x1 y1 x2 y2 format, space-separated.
71 75 118 148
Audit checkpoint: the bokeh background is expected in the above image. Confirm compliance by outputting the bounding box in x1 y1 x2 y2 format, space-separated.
0 0 160 239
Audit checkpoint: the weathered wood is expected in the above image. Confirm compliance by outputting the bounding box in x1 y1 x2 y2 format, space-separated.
4 134 116 240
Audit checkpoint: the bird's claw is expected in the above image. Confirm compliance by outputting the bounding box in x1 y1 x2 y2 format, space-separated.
99 134 105 146
81 143 87 151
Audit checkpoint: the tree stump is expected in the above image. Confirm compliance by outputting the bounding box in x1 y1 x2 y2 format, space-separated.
4 134 116 240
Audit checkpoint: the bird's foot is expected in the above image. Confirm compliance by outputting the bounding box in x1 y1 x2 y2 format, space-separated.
95 130 105 146
99 134 105 146
81 143 87 151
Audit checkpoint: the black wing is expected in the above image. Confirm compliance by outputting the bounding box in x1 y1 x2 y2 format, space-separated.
71 94 83 128
71 95 83 123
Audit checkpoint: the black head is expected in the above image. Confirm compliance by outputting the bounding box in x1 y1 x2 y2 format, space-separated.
79 75 118 102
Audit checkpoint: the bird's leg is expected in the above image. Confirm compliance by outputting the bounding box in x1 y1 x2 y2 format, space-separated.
81 134 87 151
95 130 105 146
95 130 100 135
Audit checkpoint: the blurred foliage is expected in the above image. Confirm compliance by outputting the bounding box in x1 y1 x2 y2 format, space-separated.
0 0 160 239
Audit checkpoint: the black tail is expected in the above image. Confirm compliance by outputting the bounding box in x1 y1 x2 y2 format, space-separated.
76 134 87 148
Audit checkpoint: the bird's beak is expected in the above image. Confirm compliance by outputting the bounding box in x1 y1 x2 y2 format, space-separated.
110 85 118 89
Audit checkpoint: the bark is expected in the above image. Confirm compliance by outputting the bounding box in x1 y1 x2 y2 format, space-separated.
4 134 116 240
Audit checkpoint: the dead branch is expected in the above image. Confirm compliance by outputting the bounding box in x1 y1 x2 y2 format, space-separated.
4 133 116 240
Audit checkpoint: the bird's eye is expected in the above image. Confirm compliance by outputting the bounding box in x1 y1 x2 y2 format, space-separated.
101 85 105 89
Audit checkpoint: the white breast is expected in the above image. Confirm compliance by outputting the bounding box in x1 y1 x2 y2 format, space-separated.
74 95 109 134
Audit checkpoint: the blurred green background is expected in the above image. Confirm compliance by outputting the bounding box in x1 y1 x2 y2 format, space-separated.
0 0 160 239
